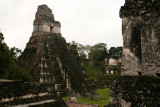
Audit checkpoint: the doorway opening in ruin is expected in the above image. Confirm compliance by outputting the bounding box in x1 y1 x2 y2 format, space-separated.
156 73 160 77
138 72 142 76
50 26 53 32
131 25 142 63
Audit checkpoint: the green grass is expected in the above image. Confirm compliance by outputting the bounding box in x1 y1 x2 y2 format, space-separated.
78 88 109 107
62 88 109 107
62 96 70 101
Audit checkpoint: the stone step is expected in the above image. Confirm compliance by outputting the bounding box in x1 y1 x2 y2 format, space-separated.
12 99 66 107
0 94 58 107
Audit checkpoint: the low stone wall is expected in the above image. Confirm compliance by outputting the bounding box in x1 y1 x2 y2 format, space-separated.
0 80 66 107
13 100 66 107
107 76 160 107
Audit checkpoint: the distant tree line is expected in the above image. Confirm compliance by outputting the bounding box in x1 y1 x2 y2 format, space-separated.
67 41 123 82
0 32 122 82
0 32 33 81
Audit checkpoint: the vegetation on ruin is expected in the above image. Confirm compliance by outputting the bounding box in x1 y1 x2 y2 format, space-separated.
0 33 33 82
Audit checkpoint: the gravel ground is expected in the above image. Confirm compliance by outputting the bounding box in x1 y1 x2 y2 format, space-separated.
65 101 99 107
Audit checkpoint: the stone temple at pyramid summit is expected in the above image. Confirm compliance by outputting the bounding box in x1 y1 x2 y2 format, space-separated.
33 4 61 34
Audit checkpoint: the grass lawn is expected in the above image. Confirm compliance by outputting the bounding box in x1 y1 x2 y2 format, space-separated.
62 88 109 107
62 96 70 101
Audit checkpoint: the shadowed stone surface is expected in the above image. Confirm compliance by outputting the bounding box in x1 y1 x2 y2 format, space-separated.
0 81 67 107
107 76 160 107
120 0 160 76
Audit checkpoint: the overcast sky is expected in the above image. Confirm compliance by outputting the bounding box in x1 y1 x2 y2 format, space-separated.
0 0 124 51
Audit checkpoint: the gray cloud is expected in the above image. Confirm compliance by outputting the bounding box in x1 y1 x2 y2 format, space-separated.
0 0 124 50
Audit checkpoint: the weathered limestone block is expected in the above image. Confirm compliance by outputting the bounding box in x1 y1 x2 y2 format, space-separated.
120 0 160 76
52 21 61 34
109 58 120 66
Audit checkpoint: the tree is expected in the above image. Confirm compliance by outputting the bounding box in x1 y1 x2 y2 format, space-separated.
0 33 4 41
87 43 108 80
0 32 32 81
88 43 108 62
67 41 79 60
68 41 89 66
108 46 122 59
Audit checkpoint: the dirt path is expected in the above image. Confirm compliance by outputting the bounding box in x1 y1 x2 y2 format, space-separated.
65 101 99 107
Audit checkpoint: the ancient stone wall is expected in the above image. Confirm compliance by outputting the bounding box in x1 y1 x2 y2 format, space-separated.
107 76 160 107
120 0 160 76
0 80 66 107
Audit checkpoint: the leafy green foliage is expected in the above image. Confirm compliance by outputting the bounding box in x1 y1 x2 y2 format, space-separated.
83 62 98 82
86 43 108 81
68 41 122 84
108 47 122 59
88 43 108 62
67 41 88 64
0 33 33 81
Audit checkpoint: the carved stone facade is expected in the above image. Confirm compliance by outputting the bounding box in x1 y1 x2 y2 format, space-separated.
120 0 160 76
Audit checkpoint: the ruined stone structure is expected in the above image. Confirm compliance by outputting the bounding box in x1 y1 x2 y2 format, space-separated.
120 0 160 76
108 58 122 66
33 5 61 34
105 58 121 74
19 4 90 96
0 80 67 107
107 0 160 106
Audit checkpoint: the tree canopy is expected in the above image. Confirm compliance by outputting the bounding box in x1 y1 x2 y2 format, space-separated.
0 33 33 81
108 47 122 59
67 41 122 82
